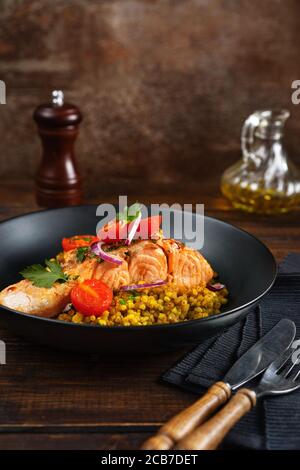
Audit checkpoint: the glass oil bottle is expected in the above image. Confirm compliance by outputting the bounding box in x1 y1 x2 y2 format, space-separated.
221 109 300 214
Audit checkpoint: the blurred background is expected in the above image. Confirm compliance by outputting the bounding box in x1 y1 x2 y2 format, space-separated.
1 0 300 198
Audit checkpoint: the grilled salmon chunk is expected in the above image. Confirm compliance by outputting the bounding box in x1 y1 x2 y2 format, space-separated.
93 247 130 290
171 247 214 288
157 239 214 288
0 279 74 318
59 249 97 280
60 247 130 290
128 240 168 284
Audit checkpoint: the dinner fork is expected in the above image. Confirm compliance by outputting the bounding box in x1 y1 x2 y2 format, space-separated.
175 346 300 450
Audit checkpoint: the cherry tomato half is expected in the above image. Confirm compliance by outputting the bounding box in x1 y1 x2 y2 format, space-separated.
62 235 98 252
137 215 162 239
70 279 113 317
98 215 162 244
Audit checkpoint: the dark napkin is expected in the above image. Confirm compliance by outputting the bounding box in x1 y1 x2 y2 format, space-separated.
162 253 300 450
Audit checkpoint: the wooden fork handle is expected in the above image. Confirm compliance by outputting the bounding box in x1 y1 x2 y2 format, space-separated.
141 381 231 450
175 388 257 450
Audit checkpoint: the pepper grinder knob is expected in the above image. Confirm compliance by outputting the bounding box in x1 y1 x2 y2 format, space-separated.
52 90 64 106
33 90 83 208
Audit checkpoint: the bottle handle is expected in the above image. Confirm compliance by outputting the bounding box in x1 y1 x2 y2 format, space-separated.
241 112 261 165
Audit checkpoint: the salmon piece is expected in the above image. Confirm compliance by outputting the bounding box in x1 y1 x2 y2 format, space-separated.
61 247 130 290
128 240 168 284
93 259 130 290
156 239 183 275
59 249 97 280
171 246 214 288
92 246 130 290
0 279 74 318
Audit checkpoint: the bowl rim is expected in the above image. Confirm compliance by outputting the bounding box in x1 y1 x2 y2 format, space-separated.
0 204 277 331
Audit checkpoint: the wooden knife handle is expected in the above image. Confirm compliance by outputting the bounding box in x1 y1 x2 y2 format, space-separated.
141 381 231 450
175 388 257 450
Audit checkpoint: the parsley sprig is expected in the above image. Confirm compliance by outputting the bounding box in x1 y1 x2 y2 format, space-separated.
75 246 104 263
20 259 69 288
116 202 142 223
76 246 89 262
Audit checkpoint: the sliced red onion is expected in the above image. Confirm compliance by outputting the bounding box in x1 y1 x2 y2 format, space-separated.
120 280 167 291
207 282 226 292
90 242 123 266
125 211 142 245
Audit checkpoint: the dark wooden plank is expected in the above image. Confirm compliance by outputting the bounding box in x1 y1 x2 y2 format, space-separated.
0 432 148 450
0 324 194 428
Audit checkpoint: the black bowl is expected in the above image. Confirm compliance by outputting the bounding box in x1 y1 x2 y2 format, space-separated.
0 205 276 353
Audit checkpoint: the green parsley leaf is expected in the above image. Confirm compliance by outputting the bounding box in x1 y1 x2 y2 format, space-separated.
20 259 69 288
127 202 142 220
128 291 139 301
89 252 104 263
72 236 92 242
76 246 89 262
119 299 126 305
116 202 141 223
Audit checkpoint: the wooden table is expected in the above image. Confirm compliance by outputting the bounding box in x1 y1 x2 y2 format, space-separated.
0 179 299 450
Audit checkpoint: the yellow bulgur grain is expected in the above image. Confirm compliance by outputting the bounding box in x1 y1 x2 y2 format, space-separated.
57 283 228 327
72 312 83 323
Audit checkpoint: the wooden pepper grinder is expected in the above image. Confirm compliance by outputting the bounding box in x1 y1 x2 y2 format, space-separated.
33 90 83 207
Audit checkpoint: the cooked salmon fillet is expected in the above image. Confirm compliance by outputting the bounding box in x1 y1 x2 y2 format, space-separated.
128 240 168 284
59 250 97 280
0 279 74 318
93 248 130 290
171 247 213 288
60 246 130 290
157 239 214 288
0 239 214 317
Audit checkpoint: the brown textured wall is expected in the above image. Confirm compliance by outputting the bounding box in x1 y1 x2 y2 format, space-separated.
1 0 300 192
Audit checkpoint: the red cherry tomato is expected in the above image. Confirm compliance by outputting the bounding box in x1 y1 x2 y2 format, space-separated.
98 215 161 243
97 220 128 244
136 215 162 239
70 279 113 317
62 235 98 252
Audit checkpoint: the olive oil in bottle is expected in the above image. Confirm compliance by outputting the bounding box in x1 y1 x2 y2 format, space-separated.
221 110 300 214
